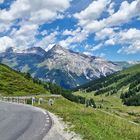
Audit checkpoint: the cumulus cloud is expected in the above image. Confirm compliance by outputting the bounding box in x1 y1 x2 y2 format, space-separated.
0 36 14 52
73 0 140 35
0 0 71 51
91 43 103 51
118 41 140 54
60 29 88 48
62 27 81 36
70 0 140 54
95 28 115 40
0 0 4 4
0 0 70 23
35 31 59 49
0 0 140 56
97 28 140 54
107 2 115 15
105 38 115 45
117 28 140 54
106 0 140 26
74 0 111 26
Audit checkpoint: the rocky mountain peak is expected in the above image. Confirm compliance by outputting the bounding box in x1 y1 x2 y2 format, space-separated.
47 44 68 56
51 44 64 50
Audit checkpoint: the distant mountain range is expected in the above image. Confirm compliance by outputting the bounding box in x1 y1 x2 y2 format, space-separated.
0 45 138 89
114 61 140 69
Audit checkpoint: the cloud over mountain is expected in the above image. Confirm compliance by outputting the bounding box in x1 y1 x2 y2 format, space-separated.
0 0 140 60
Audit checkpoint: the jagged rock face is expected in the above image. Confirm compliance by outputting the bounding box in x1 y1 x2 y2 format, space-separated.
0 45 121 89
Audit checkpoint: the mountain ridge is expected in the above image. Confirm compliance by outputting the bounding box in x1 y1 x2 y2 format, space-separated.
0 45 122 88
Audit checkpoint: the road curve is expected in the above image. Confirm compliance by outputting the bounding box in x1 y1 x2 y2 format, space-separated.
0 102 52 140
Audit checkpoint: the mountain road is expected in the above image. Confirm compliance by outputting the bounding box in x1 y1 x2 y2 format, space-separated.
0 102 52 140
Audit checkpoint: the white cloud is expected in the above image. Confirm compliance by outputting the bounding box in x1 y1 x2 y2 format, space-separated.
117 28 140 54
62 27 81 36
118 41 140 54
84 19 106 33
73 0 140 38
66 0 140 54
91 43 103 51
98 28 140 54
0 0 4 4
9 23 38 50
107 2 115 15
95 28 115 40
40 30 48 36
73 0 111 34
14 24 38 36
0 36 14 52
0 0 70 23
35 31 59 49
74 0 111 27
105 38 115 45
107 0 140 26
60 29 88 48
0 0 140 56
83 51 92 56
0 0 71 51
0 22 13 32
119 28 140 42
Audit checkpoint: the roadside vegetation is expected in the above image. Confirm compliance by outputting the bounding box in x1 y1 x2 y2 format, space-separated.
37 96 140 140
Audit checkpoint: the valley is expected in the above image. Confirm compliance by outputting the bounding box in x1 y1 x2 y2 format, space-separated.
74 64 140 125
0 63 140 140
0 0 140 140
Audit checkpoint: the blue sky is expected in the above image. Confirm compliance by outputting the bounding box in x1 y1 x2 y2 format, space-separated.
0 0 140 61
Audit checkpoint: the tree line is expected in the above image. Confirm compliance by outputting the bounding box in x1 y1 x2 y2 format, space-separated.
24 72 96 108
120 73 140 106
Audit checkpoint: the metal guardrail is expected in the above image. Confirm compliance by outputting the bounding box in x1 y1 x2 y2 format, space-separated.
0 96 34 105
0 95 57 106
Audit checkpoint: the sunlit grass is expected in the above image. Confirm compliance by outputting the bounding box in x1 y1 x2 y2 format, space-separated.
37 96 140 140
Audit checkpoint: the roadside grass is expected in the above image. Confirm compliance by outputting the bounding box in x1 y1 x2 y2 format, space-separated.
36 96 140 140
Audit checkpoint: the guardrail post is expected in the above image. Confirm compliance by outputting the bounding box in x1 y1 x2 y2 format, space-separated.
38 98 43 105
23 98 25 104
17 97 19 103
32 97 35 106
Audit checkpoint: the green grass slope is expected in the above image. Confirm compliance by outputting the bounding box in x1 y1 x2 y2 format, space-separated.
0 64 49 96
37 96 140 140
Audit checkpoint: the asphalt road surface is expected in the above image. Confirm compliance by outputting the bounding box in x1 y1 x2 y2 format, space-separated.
0 102 52 140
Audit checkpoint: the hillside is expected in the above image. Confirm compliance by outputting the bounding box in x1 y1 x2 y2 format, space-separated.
0 64 49 96
0 45 121 89
75 64 140 106
36 96 140 140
